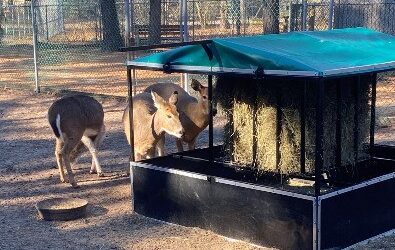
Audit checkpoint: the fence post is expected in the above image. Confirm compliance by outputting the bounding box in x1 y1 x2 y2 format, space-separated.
124 0 131 61
328 0 334 29
31 0 40 93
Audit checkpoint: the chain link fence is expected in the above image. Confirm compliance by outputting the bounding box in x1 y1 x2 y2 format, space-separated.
0 4 35 90
0 0 394 145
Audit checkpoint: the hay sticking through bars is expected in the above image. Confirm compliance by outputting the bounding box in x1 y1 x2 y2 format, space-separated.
357 77 372 161
232 99 254 166
215 75 371 175
256 85 277 171
278 83 302 174
323 83 337 168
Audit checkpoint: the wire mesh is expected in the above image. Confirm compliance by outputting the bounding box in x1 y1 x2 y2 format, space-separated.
0 4 35 90
376 72 395 146
34 1 127 97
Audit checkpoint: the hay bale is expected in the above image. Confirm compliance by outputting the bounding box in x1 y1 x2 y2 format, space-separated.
256 85 277 172
215 75 371 175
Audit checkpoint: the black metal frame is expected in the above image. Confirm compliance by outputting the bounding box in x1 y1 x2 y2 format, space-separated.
125 40 381 196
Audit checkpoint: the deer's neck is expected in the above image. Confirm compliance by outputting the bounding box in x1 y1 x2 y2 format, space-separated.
184 101 208 129
152 112 165 140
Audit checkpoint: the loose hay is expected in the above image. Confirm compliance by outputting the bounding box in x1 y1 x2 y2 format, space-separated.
215 75 372 175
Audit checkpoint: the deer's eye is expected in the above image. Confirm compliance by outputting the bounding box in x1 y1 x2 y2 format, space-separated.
167 115 172 119
202 96 208 100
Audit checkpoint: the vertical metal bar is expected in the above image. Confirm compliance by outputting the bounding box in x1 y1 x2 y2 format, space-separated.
11 6 15 38
94 5 98 41
252 81 258 168
31 1 40 93
23 7 26 36
127 66 135 162
192 0 195 41
354 76 360 164
315 78 324 197
124 0 131 61
300 80 306 173
181 0 189 42
181 0 189 92
45 5 49 41
208 75 214 162
336 79 342 168
276 85 282 172
370 73 377 152
312 198 317 250
328 0 334 29
17 7 20 38
302 0 307 31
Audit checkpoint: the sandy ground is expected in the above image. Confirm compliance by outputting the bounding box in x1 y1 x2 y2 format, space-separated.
1 89 395 250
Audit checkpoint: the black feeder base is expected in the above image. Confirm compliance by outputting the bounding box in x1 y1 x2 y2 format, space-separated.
130 146 395 250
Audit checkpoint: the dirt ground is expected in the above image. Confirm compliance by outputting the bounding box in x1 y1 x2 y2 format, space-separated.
1 89 395 250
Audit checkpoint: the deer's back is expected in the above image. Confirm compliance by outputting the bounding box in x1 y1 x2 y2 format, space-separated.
144 83 197 109
48 95 104 135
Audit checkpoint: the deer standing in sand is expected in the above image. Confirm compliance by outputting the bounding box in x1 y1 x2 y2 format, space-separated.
144 79 217 153
48 94 106 188
123 91 184 161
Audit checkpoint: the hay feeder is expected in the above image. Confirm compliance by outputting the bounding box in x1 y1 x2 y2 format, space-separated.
122 28 395 249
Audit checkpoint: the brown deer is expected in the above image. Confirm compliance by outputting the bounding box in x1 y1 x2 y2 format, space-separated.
123 91 184 160
144 79 217 152
48 94 106 188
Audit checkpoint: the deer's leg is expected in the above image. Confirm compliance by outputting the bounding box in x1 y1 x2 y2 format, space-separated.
187 138 197 151
69 141 85 165
81 135 103 177
89 125 106 174
61 136 80 188
176 139 184 152
156 136 165 156
55 138 67 183
90 124 106 174
135 153 142 161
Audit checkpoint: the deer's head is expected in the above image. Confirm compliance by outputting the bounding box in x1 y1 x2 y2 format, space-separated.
191 79 218 117
151 91 185 138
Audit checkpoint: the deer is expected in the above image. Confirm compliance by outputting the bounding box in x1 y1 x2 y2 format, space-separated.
123 91 185 161
48 94 106 188
143 79 217 153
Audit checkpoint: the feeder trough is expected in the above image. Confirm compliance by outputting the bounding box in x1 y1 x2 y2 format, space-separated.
36 198 88 221
122 28 395 249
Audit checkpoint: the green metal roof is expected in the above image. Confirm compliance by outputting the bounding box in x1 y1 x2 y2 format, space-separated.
127 28 395 77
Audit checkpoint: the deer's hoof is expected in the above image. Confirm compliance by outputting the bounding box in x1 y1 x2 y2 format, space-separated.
89 170 97 174
71 182 80 188
60 177 69 183
97 172 104 177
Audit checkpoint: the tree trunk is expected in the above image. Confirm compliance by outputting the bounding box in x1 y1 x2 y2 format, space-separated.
262 0 279 34
149 0 161 44
100 0 124 51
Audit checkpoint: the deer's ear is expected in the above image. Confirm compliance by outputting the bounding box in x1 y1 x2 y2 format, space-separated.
169 91 178 105
191 79 202 91
151 91 165 109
